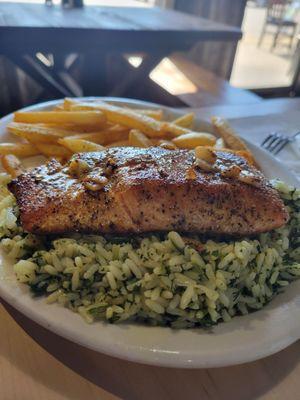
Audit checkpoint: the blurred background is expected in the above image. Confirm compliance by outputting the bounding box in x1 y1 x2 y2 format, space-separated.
1 0 300 115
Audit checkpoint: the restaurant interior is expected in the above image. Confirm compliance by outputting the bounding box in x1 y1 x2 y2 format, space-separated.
1 0 300 115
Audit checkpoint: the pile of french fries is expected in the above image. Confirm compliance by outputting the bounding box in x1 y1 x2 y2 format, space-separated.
0 98 254 176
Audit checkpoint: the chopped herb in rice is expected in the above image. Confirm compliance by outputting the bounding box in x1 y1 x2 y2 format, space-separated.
0 175 299 328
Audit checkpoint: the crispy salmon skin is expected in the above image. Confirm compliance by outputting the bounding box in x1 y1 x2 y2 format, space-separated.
8 147 289 236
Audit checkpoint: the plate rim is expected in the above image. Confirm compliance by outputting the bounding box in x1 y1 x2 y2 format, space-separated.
0 97 299 369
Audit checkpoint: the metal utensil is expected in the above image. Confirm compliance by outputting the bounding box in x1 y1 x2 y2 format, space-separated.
261 131 300 155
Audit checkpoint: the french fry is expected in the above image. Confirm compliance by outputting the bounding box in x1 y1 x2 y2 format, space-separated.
159 122 189 137
101 125 129 144
58 138 105 153
172 132 216 149
37 123 110 133
34 143 72 158
9 122 128 147
65 99 202 140
66 132 107 143
67 126 128 145
107 140 130 147
62 99 73 110
211 117 249 151
1 155 24 177
52 104 65 111
5 99 258 170
69 99 205 141
126 108 163 120
160 122 209 139
7 122 74 144
173 113 195 128
0 143 39 157
150 138 160 146
65 99 163 138
129 129 152 148
64 99 163 120
14 111 106 126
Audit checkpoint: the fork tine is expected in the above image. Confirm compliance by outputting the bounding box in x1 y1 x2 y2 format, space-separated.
261 134 275 147
272 131 300 154
262 130 298 155
265 134 281 150
263 133 281 150
268 137 286 153
273 138 290 155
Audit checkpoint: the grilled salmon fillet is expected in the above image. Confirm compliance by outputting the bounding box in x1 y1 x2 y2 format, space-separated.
8 147 288 236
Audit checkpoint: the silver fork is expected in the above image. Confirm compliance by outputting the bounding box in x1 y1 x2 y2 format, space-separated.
261 131 300 155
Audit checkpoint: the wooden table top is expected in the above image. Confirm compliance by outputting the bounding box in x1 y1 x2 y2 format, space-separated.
2 298 300 400
0 2 241 53
1 97 300 400
191 97 300 121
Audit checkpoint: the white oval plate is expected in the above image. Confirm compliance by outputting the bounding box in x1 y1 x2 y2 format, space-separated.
0 98 299 369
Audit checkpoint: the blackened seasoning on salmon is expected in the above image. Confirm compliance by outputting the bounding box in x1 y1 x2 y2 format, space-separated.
9 147 289 236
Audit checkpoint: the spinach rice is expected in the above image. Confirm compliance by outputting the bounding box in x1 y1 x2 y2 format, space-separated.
0 172 299 329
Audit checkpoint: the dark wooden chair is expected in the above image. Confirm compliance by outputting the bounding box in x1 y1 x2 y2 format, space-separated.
258 0 298 50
